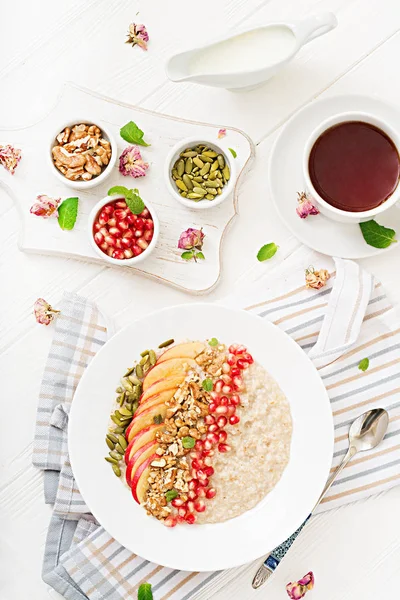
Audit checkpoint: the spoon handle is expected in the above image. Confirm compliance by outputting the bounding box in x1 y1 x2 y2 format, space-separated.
251 446 357 589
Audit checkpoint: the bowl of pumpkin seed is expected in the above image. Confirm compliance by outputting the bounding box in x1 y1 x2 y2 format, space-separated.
165 137 236 209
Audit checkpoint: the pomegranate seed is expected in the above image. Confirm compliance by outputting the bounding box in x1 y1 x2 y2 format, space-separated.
236 344 247 354
94 232 104 245
208 423 219 433
202 449 214 457
98 213 108 226
115 201 127 208
134 217 144 229
106 247 114 257
204 415 215 425
94 222 101 232
237 359 250 370
230 367 241 377
143 229 154 242
144 219 154 230
197 486 206 498
214 380 224 393
103 205 114 215
215 405 228 415
218 443 231 453
195 440 204 452
227 405 236 417
116 238 123 249
230 394 241 406
194 499 206 513
222 362 231 374
203 439 213 451
114 209 128 220
188 490 198 500
124 249 134 259
227 353 237 366
222 384 232 394
208 402 217 413
221 374 232 384
171 498 185 507
242 352 254 364
216 416 227 428
229 344 239 354
177 515 185 524
188 479 199 490
137 238 149 250
140 208 150 218
117 220 129 231
204 466 214 477
229 414 240 425
185 513 196 524
210 391 219 401
178 506 187 518
192 459 203 471
233 376 243 390
99 226 108 237
99 242 108 252
206 432 219 445
218 430 227 443
112 249 125 260
164 516 177 528
121 237 133 248
126 213 136 224
109 227 121 237
206 488 217 499
123 229 134 239
108 217 117 227
104 235 116 247
219 396 228 406
132 245 143 256
187 500 195 513
189 450 202 460
134 229 144 238
203 456 212 466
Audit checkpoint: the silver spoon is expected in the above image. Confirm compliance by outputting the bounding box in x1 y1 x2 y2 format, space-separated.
252 408 389 589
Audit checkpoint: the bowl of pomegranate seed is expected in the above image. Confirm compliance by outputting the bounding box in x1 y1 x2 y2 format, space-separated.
89 195 159 264
165 137 236 210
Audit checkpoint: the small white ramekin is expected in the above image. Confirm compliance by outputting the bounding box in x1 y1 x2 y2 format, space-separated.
88 195 159 266
303 111 400 224
49 119 117 190
164 136 236 210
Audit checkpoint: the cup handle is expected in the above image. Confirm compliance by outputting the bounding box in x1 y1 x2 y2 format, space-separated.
291 12 338 46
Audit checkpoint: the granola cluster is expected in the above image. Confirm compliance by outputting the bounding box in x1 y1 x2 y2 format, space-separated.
144 374 211 521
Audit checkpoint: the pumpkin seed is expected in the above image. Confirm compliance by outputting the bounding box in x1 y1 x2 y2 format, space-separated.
193 156 204 169
128 375 141 385
181 150 197 158
223 165 230 180
139 355 149 366
136 364 143 378
206 194 215 200
115 393 124 405
115 443 125 454
202 150 218 158
106 437 115 450
192 166 199 174
200 163 211 176
217 188 222 195
121 378 133 392
115 386 124 393
193 176 203 183
119 414 132 423
199 154 213 163
149 349 157 365
131 401 139 414
187 193 204 199
208 171 216 180
113 426 125 434
117 434 128 450
204 179 219 188
110 450 123 461
105 456 118 464
175 179 187 192
111 414 123 426
192 187 207 195
182 174 193 190
177 159 185 176
124 366 135 377
172 168 179 179
140 349 149 357
119 406 133 417
112 464 121 477
107 433 118 443
185 158 193 174
158 338 174 348
210 160 219 172
217 154 225 168
181 192 188 198
205 188 217 195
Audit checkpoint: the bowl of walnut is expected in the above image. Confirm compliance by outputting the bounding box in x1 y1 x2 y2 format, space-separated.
50 120 117 189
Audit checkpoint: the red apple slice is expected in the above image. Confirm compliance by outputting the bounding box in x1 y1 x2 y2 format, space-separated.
140 376 184 404
127 403 167 443
126 440 158 486
142 358 197 391
157 341 205 363
131 453 158 504
136 388 177 415
125 423 163 465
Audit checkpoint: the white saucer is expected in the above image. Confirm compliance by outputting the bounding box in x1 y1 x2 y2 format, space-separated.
269 95 400 258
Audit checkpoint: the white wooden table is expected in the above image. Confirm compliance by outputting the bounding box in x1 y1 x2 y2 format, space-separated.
1 1 400 599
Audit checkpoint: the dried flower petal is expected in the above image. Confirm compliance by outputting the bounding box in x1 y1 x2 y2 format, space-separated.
178 228 204 250
126 23 149 50
0 144 21 174
34 298 60 326
296 192 319 219
286 571 314 599
119 146 149 178
217 129 226 139
305 266 330 290
30 195 61 218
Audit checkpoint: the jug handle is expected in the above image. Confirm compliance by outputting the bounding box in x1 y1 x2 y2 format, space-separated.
291 12 338 46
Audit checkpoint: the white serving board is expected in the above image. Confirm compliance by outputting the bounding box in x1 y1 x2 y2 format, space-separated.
0 83 254 294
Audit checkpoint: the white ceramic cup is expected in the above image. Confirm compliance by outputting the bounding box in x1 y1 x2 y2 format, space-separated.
303 111 400 224
49 119 117 190
164 136 236 210
88 195 159 266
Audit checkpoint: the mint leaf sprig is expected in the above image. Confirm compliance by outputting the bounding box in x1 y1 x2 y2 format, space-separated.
360 220 397 249
138 583 153 600
257 242 278 262
108 186 145 215
120 121 150 147
58 197 79 230
358 357 370 372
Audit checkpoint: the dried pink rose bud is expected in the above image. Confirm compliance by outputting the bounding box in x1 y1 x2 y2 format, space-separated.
178 228 205 250
30 195 61 218
218 129 227 139
0 144 22 174
126 23 149 50
305 266 330 290
286 571 314 599
119 146 149 178
296 192 319 219
34 298 60 326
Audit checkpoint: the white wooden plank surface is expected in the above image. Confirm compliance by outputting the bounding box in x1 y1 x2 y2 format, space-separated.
1 1 400 599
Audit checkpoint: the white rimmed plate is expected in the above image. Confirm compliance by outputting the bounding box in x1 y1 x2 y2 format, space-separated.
69 303 333 571
269 94 400 258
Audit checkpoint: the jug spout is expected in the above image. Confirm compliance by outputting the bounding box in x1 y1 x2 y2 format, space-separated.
290 12 337 47
166 52 194 83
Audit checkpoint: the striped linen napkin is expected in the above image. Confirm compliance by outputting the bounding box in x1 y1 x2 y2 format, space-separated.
33 249 400 600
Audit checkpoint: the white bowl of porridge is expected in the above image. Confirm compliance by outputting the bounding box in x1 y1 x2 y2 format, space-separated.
69 303 334 572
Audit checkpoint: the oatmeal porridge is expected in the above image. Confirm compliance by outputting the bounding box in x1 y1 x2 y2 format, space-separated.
104 338 292 527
